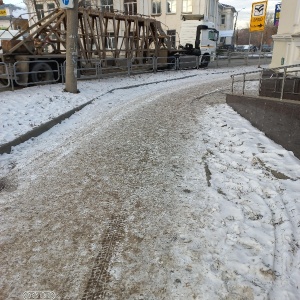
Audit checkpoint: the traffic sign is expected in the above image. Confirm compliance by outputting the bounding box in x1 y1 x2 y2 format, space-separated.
59 0 74 9
250 1 268 32
0 9 7 16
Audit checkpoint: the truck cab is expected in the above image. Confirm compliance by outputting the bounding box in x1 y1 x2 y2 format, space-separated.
179 19 219 67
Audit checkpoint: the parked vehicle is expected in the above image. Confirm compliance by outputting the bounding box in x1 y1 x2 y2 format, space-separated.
261 45 272 52
179 19 219 67
235 45 257 52
0 8 219 86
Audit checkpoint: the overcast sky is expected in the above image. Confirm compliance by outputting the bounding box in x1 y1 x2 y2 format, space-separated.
5 0 281 29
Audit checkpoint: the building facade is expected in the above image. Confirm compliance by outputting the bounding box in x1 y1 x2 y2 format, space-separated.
270 0 300 68
24 0 235 48
217 3 235 47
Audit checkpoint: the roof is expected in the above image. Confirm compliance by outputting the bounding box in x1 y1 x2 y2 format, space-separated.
219 3 236 13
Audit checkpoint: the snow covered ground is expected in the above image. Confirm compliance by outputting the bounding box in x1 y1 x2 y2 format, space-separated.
0 66 260 146
0 65 299 299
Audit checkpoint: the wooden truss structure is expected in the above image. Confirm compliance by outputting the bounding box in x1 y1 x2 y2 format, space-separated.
2 7 170 61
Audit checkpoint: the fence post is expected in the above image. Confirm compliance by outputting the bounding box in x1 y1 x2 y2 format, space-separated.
99 60 103 80
259 69 263 95
242 73 246 95
153 56 157 73
231 75 234 94
9 63 14 91
280 66 287 100
175 55 179 70
127 58 131 76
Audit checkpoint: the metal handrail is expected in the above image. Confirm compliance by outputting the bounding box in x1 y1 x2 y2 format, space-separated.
231 63 300 100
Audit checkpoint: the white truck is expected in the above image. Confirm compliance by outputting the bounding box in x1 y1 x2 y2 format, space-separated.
179 19 219 67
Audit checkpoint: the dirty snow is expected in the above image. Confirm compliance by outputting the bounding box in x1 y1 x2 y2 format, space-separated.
0 65 299 299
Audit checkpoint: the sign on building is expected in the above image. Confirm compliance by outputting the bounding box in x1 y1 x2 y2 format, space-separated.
274 3 281 26
250 1 268 32
59 0 74 9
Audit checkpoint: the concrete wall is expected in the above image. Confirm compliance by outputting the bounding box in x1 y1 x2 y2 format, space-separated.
226 94 300 159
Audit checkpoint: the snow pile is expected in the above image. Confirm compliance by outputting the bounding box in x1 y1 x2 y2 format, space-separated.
174 103 300 298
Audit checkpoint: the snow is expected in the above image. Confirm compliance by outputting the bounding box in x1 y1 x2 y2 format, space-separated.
0 65 300 299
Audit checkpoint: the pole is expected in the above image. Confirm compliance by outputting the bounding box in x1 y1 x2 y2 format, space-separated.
246 32 251 65
233 12 238 47
65 0 79 93
258 31 264 68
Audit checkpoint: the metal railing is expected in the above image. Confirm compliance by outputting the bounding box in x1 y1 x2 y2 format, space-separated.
0 62 10 89
0 52 274 91
230 63 300 100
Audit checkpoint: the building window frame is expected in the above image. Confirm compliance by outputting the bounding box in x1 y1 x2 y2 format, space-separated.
167 0 176 14
36 4 45 20
105 32 115 49
167 29 176 48
124 0 137 15
152 0 161 15
182 0 192 13
221 14 226 25
100 0 114 12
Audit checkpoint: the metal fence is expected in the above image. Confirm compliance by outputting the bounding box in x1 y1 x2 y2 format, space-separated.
230 63 300 100
0 53 273 91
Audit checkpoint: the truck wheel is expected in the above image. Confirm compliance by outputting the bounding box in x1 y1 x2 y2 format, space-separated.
200 55 210 68
31 62 54 84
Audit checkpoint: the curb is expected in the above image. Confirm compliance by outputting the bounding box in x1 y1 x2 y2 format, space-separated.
0 99 96 155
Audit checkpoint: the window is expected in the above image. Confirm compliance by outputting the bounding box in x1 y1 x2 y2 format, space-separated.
105 32 115 49
167 0 176 13
220 37 226 44
47 3 55 10
221 14 225 25
36 4 44 20
152 0 161 14
100 0 113 12
124 0 137 15
167 30 176 48
182 0 192 13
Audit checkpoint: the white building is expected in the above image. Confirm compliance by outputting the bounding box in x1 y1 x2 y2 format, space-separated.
217 3 235 48
270 0 300 68
24 0 235 48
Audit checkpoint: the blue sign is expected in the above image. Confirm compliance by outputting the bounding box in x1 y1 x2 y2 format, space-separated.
59 0 74 9
274 3 281 26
